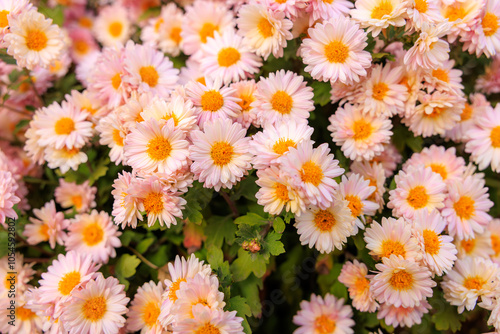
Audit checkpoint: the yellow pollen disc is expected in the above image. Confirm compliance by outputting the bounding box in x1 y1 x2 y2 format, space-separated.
201 90 224 112
445 4 465 22
491 126 500 148
40 224 50 240
423 229 440 255
432 68 449 83
17 306 36 320
491 234 500 256
197 77 207 85
460 239 475 254
482 12 499 36
389 270 413 290
142 301 161 327
272 138 296 155
274 183 289 202
352 120 373 140
83 296 107 321
58 271 81 296
196 323 221 334
143 192 164 214
82 222 104 246
345 194 363 217
147 136 172 161
324 40 349 63
19 82 31 93
108 21 123 38
314 314 336 334
427 107 445 118
414 0 428 13
62 147 80 158
354 276 370 294
237 94 254 112
79 17 92 28
139 66 159 87
322 0 334 3
300 161 324 186
210 141 234 166
112 129 124 146
271 90 293 115
428 163 448 180
0 10 10 28
154 18 164 32
275 0 287 3
371 0 394 19
74 40 89 55
170 27 182 44
168 278 186 301
372 82 389 101
71 195 83 209
26 29 48 51
217 47 241 67
460 103 473 121
199 22 218 43
257 17 274 38
463 276 485 290
453 195 475 220
314 209 336 232
54 117 75 135
111 73 121 90
406 185 429 209
381 240 406 258
4 273 16 289
163 113 179 126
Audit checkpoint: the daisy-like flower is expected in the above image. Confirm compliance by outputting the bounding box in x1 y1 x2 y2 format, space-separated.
23 200 68 249
487 299 500 333
200 30 262 85
250 120 314 170
441 0 484 43
119 91 155 131
54 179 96 213
371 255 436 308
111 171 142 229
411 210 457 276
388 166 446 220
189 118 253 191
0 0 32 40
463 2 500 58
455 230 494 259
0 170 20 227
422 59 464 95
127 281 164 334
442 175 493 240
44 145 88 174
306 0 353 23
447 93 490 143
0 294 42 334
0 253 35 298
173 305 244 334
252 70 314 128
328 103 392 161
236 2 293 60
377 301 432 328
294 200 355 254
350 0 407 37
230 80 258 129
280 141 344 209
370 143 402 178
68 27 99 64
92 4 131 47
364 217 421 261
404 22 451 70
155 3 184 57
404 0 443 30
293 294 355 334
4 9 66 70
442 257 500 313
62 274 129 334
349 161 387 209
465 103 500 173
301 16 372 84
338 260 379 312
488 219 500 263
96 112 127 165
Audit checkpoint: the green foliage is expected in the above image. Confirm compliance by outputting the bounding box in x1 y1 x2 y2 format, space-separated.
115 254 141 290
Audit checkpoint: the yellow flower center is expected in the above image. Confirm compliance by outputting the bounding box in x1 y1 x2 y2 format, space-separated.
314 209 336 232
423 229 440 255
72 195 83 209
491 126 500 148
139 66 159 87
299 161 323 186
143 192 163 214
142 301 161 328
4 273 16 289
414 0 428 13
482 12 499 36
453 195 475 220
170 27 182 44
58 271 81 296
196 323 221 334
257 17 274 38
74 40 89 55
432 68 449 83
445 4 466 22
460 238 475 254
17 306 36 320
111 73 121 90
79 17 92 28
197 77 207 85
371 0 394 19
428 163 447 180
217 47 241 67
62 147 81 158
237 93 254 112
201 90 224 112
147 136 172 161
0 10 10 28
372 82 389 101
26 29 48 51
354 276 370 294
108 21 123 38
210 141 234 166
83 296 107 321
463 276 485 290
199 22 218 43
381 240 406 258
271 90 293 114
460 103 473 121
491 234 500 256
154 18 164 32
54 117 75 135
272 138 296 155
389 270 413 290
40 224 50 240
407 185 429 209
352 120 373 140
314 315 336 334
168 278 186 301
324 40 349 63
112 129 124 146
345 194 363 217
163 113 179 127
274 183 289 202
82 222 104 246
427 107 445 118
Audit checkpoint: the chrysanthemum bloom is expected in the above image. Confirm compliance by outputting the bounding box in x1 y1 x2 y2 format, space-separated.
404 22 451 71
127 281 164 334
156 164 194 195
230 80 258 129
442 257 500 313
68 27 99 63
55 179 97 213
301 16 372 84
388 166 446 220
252 70 314 128
190 118 253 191
141 4 177 52
488 219 500 263
256 166 306 216
440 0 483 43
151 3 184 57
404 0 443 30
455 230 494 259
111 171 142 229
338 260 379 312
411 209 457 276
293 294 355 334
350 0 407 37
96 112 127 165
173 305 244 334
181 1 234 56
422 59 464 95
0 253 35 298
141 96 198 135
349 161 387 210
118 91 155 132
0 0 32 41
328 103 392 161
295 199 355 254
446 93 490 143
364 217 421 261
23 200 68 249
0 170 20 227
442 175 493 240
488 299 500 332
370 143 402 178
4 9 66 70
236 2 293 60
250 120 314 170
0 295 42 334
475 55 500 94
44 145 88 174
92 4 131 47
377 300 432 328
465 103 500 172
306 0 353 23
371 255 436 308
62 274 129 334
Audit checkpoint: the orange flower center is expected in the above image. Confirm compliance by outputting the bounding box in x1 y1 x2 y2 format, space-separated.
460 238 475 254
79 16 92 28
54 117 75 135
58 271 81 296
428 163 447 180
314 209 336 232
82 222 104 246
314 315 336 334
426 107 444 118
217 47 241 67
142 301 161 327
272 138 296 155
432 68 449 83
423 229 440 255
352 120 373 140
83 296 107 321
414 0 428 13
196 323 221 334
143 192 164 214
17 306 36 320
237 94 254 112
354 276 370 294
0 10 9 28
271 90 293 114
139 66 159 87
460 103 473 121
199 22 218 43
299 161 323 186
40 224 50 240
274 183 289 202
445 4 466 22
210 141 234 166
147 136 172 161
74 40 89 55
258 17 274 38
168 278 187 301
491 234 500 256
201 90 224 112
372 82 389 101
111 73 121 90
72 195 83 209
345 194 363 217
324 40 349 63
381 240 406 258
371 0 394 19
170 26 182 44
112 129 124 146
491 126 500 148
26 29 48 51
108 22 123 38
482 12 499 37
4 273 16 289
453 195 475 220
154 18 164 32
389 270 413 290
407 185 429 209
463 276 485 290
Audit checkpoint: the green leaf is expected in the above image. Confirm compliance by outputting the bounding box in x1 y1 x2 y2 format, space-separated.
431 301 464 332
263 231 285 257
231 174 259 202
311 81 332 106
226 296 252 334
115 254 141 289
231 248 267 281
0 229 7 258
38 5 64 26
0 52 16 65
89 157 109 185
136 237 155 253
206 245 223 270
273 217 285 233
234 213 268 226
205 215 236 248
237 274 263 317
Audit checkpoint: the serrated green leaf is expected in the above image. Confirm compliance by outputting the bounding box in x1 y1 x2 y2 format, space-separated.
311 81 332 106
207 245 223 270
136 237 155 253
115 254 141 289
273 217 285 233
237 274 263 317
226 296 252 334
38 5 64 26
231 248 267 281
234 213 268 226
431 301 463 332
264 232 285 256
205 215 236 248
0 52 16 65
